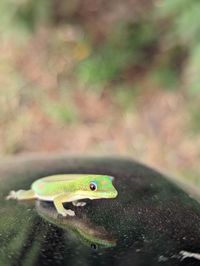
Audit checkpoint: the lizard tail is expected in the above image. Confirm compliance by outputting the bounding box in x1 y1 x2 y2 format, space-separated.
6 189 36 200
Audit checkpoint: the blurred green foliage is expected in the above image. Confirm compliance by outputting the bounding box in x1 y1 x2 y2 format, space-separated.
1 0 200 94
76 21 157 85
114 85 139 111
157 0 200 93
189 105 200 133
75 0 200 94
0 0 50 38
43 101 79 125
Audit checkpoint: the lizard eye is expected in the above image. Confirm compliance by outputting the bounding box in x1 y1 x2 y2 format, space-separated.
90 182 97 191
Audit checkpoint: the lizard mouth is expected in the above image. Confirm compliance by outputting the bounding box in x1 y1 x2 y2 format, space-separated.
75 189 118 200
92 190 118 199
106 190 118 198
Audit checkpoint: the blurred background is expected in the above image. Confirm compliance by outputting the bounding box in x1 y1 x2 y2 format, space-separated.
0 0 200 187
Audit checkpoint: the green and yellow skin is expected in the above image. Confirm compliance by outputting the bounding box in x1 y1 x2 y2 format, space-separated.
6 174 118 217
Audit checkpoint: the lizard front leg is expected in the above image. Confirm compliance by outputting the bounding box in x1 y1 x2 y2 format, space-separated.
53 194 75 217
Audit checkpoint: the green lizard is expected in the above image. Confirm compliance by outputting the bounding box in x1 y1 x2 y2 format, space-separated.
6 174 118 217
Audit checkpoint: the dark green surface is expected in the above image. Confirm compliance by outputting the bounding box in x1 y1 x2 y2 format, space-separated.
0 155 200 266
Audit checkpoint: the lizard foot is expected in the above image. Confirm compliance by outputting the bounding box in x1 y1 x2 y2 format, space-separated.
59 209 75 217
6 190 17 200
6 190 25 200
72 201 86 207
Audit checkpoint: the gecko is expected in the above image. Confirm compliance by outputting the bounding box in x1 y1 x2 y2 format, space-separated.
6 174 118 217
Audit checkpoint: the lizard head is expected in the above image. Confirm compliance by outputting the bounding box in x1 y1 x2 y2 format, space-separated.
78 175 118 200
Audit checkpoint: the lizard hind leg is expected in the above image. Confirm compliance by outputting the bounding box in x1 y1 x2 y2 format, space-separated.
6 189 36 201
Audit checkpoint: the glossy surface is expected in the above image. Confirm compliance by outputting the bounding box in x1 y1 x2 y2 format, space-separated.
1 155 200 266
